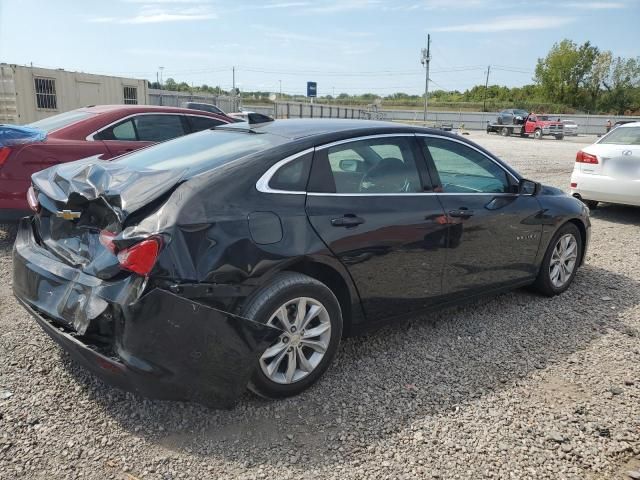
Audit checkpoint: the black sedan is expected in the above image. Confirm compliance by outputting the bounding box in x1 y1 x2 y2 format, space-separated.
13 118 590 407
497 109 529 125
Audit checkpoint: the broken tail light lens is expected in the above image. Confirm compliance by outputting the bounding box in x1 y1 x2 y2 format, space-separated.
27 186 40 213
117 237 162 276
576 151 598 164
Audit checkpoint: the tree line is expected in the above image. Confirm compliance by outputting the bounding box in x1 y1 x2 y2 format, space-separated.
149 39 639 115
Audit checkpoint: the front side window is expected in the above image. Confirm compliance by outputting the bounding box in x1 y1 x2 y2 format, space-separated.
313 137 422 194
134 114 186 142
34 77 57 110
422 137 510 194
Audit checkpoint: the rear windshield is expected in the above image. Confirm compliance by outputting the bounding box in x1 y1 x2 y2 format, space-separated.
598 126 640 145
28 110 97 133
114 129 286 173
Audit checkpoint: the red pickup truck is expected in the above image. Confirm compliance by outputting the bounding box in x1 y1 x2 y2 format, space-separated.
487 114 564 140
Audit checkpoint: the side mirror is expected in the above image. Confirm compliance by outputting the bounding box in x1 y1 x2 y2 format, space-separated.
519 178 540 195
339 159 359 172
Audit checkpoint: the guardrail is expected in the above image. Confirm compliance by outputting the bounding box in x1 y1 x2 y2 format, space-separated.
244 102 640 135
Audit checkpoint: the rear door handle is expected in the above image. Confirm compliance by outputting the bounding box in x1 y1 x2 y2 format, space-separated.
449 209 474 218
331 214 364 227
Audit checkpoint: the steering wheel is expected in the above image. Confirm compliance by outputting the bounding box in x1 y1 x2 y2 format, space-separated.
358 157 411 193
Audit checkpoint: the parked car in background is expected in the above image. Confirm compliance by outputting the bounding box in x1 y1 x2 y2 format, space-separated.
14 118 590 408
571 122 640 208
0 105 232 220
487 114 564 140
561 120 579 136
496 109 529 125
613 120 637 129
181 101 226 116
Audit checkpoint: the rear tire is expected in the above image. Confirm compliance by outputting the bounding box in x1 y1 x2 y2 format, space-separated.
555 135 564 140
501 127 510 137
584 199 598 210
242 272 343 399
534 129 542 140
533 223 582 296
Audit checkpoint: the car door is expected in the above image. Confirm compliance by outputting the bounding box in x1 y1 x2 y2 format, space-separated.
419 135 543 295
305 134 449 323
524 115 537 134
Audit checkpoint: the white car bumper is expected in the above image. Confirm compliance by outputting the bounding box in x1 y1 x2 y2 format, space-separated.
571 170 640 207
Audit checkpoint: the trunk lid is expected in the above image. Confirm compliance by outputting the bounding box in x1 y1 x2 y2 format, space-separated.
31 157 186 275
581 144 640 178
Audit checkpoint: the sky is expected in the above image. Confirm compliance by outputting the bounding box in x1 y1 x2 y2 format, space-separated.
0 0 638 97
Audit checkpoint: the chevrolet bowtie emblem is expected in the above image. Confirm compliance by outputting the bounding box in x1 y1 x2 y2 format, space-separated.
55 210 81 220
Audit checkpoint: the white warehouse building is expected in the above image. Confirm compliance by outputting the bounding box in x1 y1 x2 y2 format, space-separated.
0 63 149 125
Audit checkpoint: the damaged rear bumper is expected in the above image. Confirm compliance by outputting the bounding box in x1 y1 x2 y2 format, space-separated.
12 218 281 408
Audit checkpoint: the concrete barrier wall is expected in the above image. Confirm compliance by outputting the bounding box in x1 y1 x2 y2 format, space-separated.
245 102 640 135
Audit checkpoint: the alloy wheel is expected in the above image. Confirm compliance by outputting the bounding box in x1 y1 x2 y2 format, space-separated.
549 233 578 288
259 297 332 384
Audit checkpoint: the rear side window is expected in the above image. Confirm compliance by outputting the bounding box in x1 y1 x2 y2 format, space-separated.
94 119 136 141
268 152 312 192
187 115 225 133
309 137 423 194
134 115 186 142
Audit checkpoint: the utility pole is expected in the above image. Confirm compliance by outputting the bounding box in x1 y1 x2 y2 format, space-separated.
279 79 282 99
158 66 164 105
420 34 431 123
232 66 236 94
483 65 491 112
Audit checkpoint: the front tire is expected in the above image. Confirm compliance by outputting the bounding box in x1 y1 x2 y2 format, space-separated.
555 134 564 140
242 272 343 399
533 223 582 296
584 199 598 210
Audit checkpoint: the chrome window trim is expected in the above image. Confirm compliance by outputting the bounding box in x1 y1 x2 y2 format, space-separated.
315 133 416 151
255 132 527 197
255 148 314 195
415 133 520 183
85 112 224 141
307 192 518 197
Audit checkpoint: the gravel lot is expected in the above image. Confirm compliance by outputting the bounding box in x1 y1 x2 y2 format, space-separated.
1 132 639 480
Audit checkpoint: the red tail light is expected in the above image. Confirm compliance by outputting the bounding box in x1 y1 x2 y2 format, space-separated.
27 186 40 212
117 237 161 276
0 147 12 167
576 151 598 164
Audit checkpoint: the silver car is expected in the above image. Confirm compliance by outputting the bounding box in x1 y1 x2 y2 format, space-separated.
562 120 579 136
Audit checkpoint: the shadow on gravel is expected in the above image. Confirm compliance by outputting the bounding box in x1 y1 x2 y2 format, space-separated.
56 262 639 469
588 204 640 225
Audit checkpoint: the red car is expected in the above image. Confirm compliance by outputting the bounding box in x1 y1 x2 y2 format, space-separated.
0 105 233 220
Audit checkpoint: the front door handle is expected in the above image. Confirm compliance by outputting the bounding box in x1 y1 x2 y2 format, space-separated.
331 214 364 227
449 208 475 218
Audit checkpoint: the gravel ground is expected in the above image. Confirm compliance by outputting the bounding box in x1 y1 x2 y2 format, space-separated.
1 132 639 480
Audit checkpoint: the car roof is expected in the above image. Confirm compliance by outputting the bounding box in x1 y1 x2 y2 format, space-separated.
220 118 432 140
77 104 224 116
615 121 640 127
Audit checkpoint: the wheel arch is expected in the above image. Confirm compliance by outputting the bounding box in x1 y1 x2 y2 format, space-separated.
284 258 362 337
567 218 588 266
